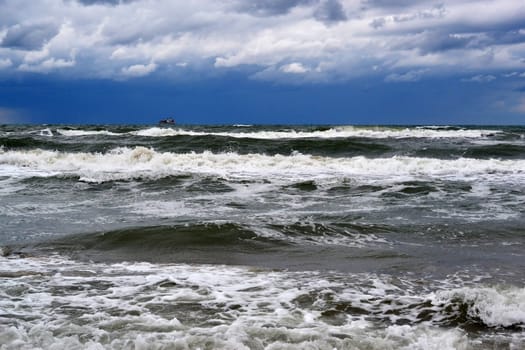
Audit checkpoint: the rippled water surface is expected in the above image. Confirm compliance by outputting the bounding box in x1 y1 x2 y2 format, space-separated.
1 124 524 349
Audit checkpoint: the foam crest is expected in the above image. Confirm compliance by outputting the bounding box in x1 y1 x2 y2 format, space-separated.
1 147 524 183
38 128 54 137
131 126 500 139
435 286 525 328
57 129 121 136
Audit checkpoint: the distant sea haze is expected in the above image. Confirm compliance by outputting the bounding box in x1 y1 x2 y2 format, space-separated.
1 124 524 349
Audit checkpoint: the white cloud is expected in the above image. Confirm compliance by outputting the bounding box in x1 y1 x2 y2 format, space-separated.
121 62 157 77
0 0 524 82
461 74 496 83
18 47 76 73
385 69 427 82
280 62 309 74
18 57 76 72
502 72 518 77
24 47 50 64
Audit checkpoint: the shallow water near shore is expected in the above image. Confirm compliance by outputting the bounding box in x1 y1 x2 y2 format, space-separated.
1 124 524 349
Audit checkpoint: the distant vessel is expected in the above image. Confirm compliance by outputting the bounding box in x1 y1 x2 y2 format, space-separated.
159 118 175 125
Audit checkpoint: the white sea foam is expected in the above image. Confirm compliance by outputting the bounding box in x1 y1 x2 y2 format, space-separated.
38 128 54 137
25 125 503 140
56 129 121 136
1 147 524 183
434 286 525 328
248 223 391 248
5 255 518 349
39 126 503 139
130 126 500 139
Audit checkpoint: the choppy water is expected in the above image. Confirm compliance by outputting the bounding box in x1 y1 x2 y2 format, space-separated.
1 124 524 349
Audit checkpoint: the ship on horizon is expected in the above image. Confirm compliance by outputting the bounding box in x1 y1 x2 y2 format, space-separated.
158 118 175 125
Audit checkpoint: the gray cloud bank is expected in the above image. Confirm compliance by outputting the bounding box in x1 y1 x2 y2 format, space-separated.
0 0 524 81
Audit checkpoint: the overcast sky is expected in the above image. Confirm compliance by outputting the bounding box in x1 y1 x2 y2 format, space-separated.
1 0 525 124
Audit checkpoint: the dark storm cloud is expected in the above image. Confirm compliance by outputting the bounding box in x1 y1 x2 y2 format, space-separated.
314 0 347 23
413 28 525 55
416 31 474 54
1 23 58 50
490 29 525 46
236 0 317 16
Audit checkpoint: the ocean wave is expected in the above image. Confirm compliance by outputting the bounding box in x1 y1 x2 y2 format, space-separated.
1 255 524 348
434 286 525 328
35 223 282 256
56 129 122 136
1 147 524 183
0 136 60 150
132 126 501 139
38 128 54 137
4 255 520 349
27 222 392 262
46 126 503 139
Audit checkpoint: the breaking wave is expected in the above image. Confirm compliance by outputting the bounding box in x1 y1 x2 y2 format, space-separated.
48 126 503 139
57 129 121 137
1 146 524 183
434 286 525 328
131 126 502 139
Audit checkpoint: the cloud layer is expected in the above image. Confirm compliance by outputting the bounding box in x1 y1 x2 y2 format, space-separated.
0 0 524 82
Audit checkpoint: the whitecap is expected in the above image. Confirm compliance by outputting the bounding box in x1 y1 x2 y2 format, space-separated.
130 126 501 139
434 286 525 328
1 147 524 183
56 129 121 136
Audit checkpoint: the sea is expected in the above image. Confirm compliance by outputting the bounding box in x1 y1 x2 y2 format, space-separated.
0 124 524 349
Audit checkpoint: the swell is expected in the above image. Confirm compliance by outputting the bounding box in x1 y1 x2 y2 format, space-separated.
28 223 286 262
463 143 525 159
3 133 525 160
2 132 394 157
13 220 403 271
153 135 393 157
102 138 525 160
0 136 62 150
0 135 144 153
29 221 393 252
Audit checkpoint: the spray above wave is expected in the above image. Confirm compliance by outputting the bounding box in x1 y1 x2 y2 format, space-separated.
1 146 524 183
52 126 502 139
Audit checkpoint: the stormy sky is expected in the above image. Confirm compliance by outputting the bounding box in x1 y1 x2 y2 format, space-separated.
0 0 524 124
